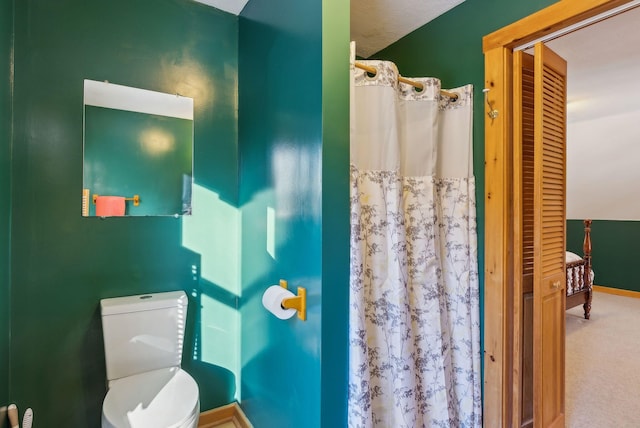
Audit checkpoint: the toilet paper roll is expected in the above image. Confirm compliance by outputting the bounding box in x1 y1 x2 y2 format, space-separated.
262 285 297 320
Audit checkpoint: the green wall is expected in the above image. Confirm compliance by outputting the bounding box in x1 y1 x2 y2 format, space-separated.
567 220 640 292
1 0 12 417
10 0 238 425
238 0 349 426
320 0 350 425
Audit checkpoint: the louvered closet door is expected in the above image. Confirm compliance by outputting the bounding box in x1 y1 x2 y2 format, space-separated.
514 50 535 428
532 42 567 428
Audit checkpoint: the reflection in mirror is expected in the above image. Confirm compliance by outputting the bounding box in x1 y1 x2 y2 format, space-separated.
82 80 194 217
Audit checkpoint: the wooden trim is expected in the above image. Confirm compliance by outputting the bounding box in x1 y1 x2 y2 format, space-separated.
198 402 253 428
593 285 640 299
483 0 634 52
483 45 513 428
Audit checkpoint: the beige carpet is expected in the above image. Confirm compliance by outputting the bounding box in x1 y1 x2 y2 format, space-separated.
566 291 640 427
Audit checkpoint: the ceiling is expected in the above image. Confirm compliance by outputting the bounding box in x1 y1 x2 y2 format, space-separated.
545 5 640 125
193 0 248 15
350 0 465 58
193 0 465 58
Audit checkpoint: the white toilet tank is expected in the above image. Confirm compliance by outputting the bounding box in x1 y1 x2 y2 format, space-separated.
100 291 188 383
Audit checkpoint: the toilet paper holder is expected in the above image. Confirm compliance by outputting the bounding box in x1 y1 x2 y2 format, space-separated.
279 279 307 321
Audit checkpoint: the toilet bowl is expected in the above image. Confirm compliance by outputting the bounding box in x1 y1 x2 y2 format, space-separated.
100 291 199 428
101 367 199 428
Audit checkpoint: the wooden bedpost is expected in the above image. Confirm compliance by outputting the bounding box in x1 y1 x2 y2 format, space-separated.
583 219 592 319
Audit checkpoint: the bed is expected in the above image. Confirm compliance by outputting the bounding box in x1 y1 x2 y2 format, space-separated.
566 219 593 319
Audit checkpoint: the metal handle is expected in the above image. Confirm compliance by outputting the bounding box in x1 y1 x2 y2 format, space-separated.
552 280 561 290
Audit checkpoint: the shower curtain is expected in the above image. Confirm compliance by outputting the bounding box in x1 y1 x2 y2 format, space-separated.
348 58 481 428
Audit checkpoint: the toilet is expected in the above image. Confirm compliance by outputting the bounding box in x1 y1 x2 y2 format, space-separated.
100 291 199 428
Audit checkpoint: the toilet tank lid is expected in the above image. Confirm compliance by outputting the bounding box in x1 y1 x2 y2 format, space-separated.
101 290 187 316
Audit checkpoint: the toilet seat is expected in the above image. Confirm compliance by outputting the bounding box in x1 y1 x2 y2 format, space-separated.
102 367 199 428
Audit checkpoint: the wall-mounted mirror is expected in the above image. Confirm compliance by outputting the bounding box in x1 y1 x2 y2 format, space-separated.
82 80 194 217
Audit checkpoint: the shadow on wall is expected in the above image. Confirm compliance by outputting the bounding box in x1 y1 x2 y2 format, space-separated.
185 276 238 409
81 307 107 425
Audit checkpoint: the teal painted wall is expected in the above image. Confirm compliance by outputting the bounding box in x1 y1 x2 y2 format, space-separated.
238 0 324 426
377 0 558 369
10 0 239 425
238 0 350 425
238 0 349 425
567 220 640 292
1 0 12 416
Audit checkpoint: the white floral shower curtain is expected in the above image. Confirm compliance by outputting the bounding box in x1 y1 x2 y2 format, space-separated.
348 57 481 428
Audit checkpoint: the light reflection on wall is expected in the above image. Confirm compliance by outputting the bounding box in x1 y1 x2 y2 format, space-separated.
236 188 276 371
239 188 277 289
160 57 215 111
182 183 241 398
181 183 285 401
272 143 321 221
200 293 240 394
139 127 175 156
182 184 240 295
267 206 276 259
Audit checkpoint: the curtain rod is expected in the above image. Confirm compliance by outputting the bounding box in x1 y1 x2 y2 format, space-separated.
354 62 458 101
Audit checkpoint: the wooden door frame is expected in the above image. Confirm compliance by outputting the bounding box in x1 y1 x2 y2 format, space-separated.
482 1 634 426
